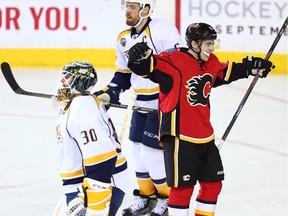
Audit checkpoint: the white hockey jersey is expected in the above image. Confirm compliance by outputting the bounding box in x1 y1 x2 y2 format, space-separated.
116 18 185 109
56 94 127 194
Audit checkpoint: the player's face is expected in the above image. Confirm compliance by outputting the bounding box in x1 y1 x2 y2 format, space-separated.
125 3 141 26
61 72 74 87
200 40 215 61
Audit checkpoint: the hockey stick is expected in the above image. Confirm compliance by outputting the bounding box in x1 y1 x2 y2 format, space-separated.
0 62 157 113
218 16 288 150
118 92 136 142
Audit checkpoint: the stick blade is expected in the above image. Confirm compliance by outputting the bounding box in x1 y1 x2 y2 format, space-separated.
1 62 21 92
1 62 54 99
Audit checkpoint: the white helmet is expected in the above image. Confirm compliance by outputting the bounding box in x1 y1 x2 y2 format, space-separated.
125 0 156 17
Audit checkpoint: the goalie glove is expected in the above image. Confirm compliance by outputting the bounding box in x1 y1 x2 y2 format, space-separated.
78 178 112 216
128 42 153 64
242 56 275 78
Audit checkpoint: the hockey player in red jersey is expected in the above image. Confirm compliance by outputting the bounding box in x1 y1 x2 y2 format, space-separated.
127 23 275 216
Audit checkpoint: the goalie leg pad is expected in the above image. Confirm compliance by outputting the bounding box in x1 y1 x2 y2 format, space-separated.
79 178 112 215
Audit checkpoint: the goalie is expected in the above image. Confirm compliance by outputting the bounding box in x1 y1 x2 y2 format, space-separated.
54 60 129 216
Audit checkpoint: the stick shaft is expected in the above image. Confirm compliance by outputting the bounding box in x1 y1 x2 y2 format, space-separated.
218 16 288 150
0 62 157 113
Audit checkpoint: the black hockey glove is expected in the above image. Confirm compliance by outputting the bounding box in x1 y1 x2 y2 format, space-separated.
242 56 275 78
128 42 153 64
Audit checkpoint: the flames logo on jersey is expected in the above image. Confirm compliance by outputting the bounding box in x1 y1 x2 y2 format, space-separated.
186 73 213 106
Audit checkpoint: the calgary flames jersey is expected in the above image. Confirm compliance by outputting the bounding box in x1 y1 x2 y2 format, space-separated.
149 48 249 144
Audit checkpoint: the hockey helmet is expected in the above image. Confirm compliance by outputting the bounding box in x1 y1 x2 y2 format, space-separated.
56 60 97 101
125 0 156 16
185 23 217 48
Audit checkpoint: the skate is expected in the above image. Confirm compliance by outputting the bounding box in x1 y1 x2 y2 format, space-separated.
150 195 168 216
122 189 156 216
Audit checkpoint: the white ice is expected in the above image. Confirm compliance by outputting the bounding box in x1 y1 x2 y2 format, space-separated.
0 68 287 216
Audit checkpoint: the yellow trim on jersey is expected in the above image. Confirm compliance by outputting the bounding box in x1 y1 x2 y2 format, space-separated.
179 134 215 144
91 94 101 108
134 86 159 94
84 150 117 166
170 110 176 136
150 56 154 72
224 60 232 81
60 169 85 179
117 68 131 73
144 28 152 40
117 29 131 42
116 156 126 166
194 209 214 216
174 137 179 187
102 86 109 91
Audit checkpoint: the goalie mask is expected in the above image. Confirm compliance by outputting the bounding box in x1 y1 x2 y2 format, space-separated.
55 60 97 102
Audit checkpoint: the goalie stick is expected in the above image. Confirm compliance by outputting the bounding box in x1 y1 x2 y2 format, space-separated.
0 62 157 113
218 16 288 150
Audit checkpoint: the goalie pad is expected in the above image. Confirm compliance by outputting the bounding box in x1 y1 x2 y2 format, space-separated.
79 178 112 215
66 198 86 216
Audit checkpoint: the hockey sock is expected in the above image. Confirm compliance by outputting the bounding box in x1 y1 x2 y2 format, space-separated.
194 181 222 216
168 187 194 216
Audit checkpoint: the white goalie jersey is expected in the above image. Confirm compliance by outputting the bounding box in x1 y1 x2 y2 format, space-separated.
56 94 128 194
116 18 185 109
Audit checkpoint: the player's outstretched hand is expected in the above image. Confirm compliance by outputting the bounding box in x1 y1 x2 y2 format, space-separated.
128 42 153 63
242 56 275 78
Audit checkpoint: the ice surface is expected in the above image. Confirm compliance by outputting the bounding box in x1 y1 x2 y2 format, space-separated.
0 68 287 216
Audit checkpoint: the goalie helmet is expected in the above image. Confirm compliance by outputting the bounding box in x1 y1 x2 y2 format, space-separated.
185 23 217 48
55 60 97 102
125 0 156 16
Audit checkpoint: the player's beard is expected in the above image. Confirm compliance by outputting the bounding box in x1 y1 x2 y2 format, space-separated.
126 15 140 26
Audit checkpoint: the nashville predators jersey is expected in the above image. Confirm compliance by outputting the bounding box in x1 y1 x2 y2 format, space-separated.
56 94 123 194
115 18 185 110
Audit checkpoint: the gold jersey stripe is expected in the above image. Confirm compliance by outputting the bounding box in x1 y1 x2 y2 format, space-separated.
116 157 126 166
134 86 159 94
174 137 179 187
60 169 85 179
84 150 117 166
179 134 215 144
117 29 131 42
224 60 232 81
117 68 131 73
